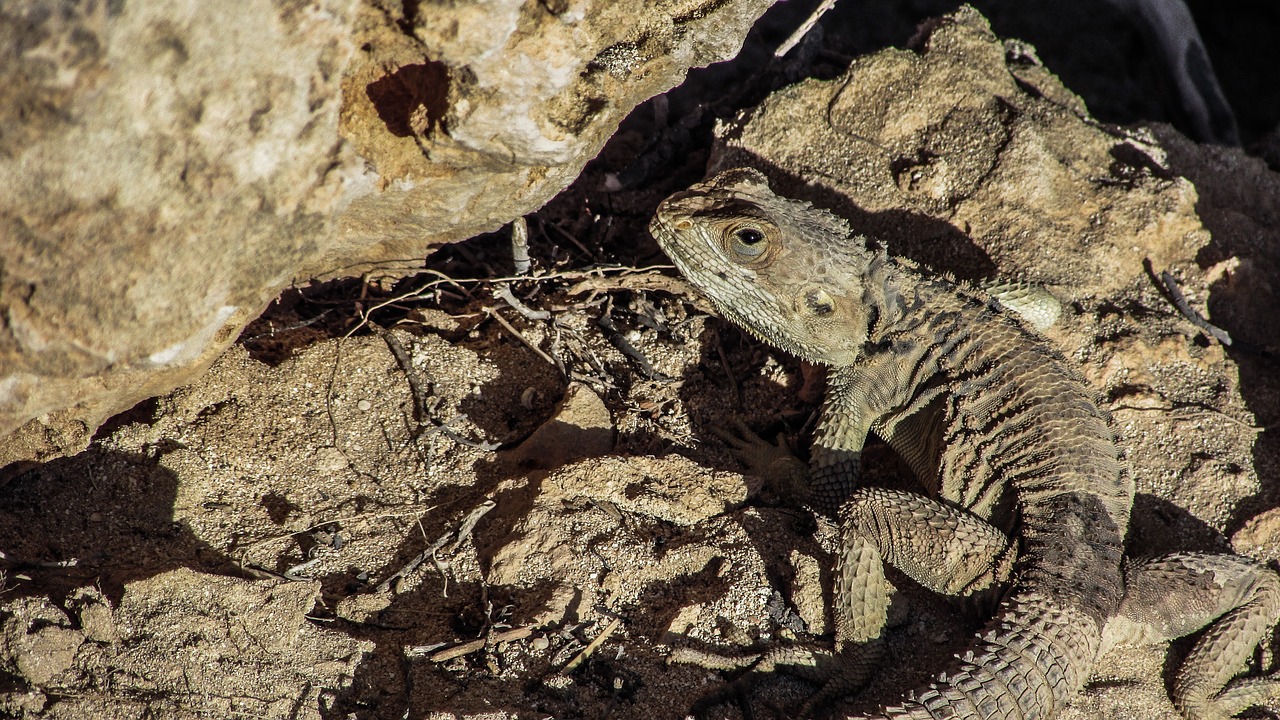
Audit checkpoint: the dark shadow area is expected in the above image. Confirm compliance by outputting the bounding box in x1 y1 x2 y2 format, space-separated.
326 572 568 718
1152 125 1280 532
0 448 243 607
1185 1 1280 151
815 0 1280 152
91 397 161 441
237 227 544 369
319 458 719 718
365 61 450 138
1126 492 1232 559
238 278 374 366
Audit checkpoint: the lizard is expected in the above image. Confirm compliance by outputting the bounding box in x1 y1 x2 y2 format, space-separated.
648 167 1280 720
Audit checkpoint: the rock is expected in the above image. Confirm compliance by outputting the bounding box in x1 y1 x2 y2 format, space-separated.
485 453 756 626
0 0 774 471
68 586 118 644
712 6 1207 295
119 569 325 654
710 6 1272 532
60 567 369 717
505 382 614 470
0 0 361 471
788 548 828 635
1232 507 1280 564
334 0 776 267
0 689 46 716
0 597 84 686
542 454 754 527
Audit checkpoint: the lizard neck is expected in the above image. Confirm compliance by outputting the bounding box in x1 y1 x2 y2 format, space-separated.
859 253 957 352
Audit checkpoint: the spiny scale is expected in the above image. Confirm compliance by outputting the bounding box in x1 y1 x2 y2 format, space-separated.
651 168 1280 720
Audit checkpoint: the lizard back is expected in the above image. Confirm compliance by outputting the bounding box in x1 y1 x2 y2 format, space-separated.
651 168 1133 720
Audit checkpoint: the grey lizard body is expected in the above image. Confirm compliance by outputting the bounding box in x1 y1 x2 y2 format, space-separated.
649 168 1280 720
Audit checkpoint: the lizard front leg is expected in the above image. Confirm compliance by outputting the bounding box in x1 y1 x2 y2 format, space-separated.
835 487 1013 647
719 486 1017 716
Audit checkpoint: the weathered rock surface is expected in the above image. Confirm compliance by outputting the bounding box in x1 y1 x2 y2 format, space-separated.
712 8 1207 293
0 597 84 687
2 5 1278 720
0 0 773 471
712 7 1276 532
335 0 775 267
0 0 362 470
0 568 368 719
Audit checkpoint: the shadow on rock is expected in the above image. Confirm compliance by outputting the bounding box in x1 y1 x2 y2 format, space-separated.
1155 125 1280 530
0 447 242 607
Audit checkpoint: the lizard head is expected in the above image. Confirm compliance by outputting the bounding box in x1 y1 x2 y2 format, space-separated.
650 168 880 366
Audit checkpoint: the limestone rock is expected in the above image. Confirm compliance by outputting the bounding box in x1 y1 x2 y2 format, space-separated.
711 6 1207 295
0 0 362 469
712 4 1278 565
332 0 775 271
0 597 84 686
0 0 774 470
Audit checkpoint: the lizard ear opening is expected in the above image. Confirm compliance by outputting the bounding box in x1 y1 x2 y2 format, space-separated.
802 288 836 317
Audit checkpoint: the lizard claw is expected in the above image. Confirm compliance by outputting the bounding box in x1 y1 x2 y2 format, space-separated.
705 417 764 447
707 418 809 504
675 641 876 719
708 418 801 479
1186 671 1280 720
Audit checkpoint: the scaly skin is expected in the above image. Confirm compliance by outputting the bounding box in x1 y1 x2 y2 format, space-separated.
650 168 1279 720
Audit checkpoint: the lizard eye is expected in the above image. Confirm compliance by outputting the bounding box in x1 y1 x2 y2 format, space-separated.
728 226 768 260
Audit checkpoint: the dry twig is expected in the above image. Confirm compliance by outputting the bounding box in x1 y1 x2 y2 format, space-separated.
494 283 551 320
510 217 531 276
375 500 496 596
484 307 565 374
597 297 675 383
375 325 433 431
1159 270 1233 346
561 617 623 674
411 625 538 662
775 0 838 57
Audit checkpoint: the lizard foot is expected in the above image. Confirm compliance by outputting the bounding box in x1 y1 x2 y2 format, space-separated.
1118 552 1280 720
709 418 809 503
672 640 883 718
1197 673 1280 720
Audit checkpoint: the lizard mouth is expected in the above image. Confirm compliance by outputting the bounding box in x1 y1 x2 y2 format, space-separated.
647 212 682 253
